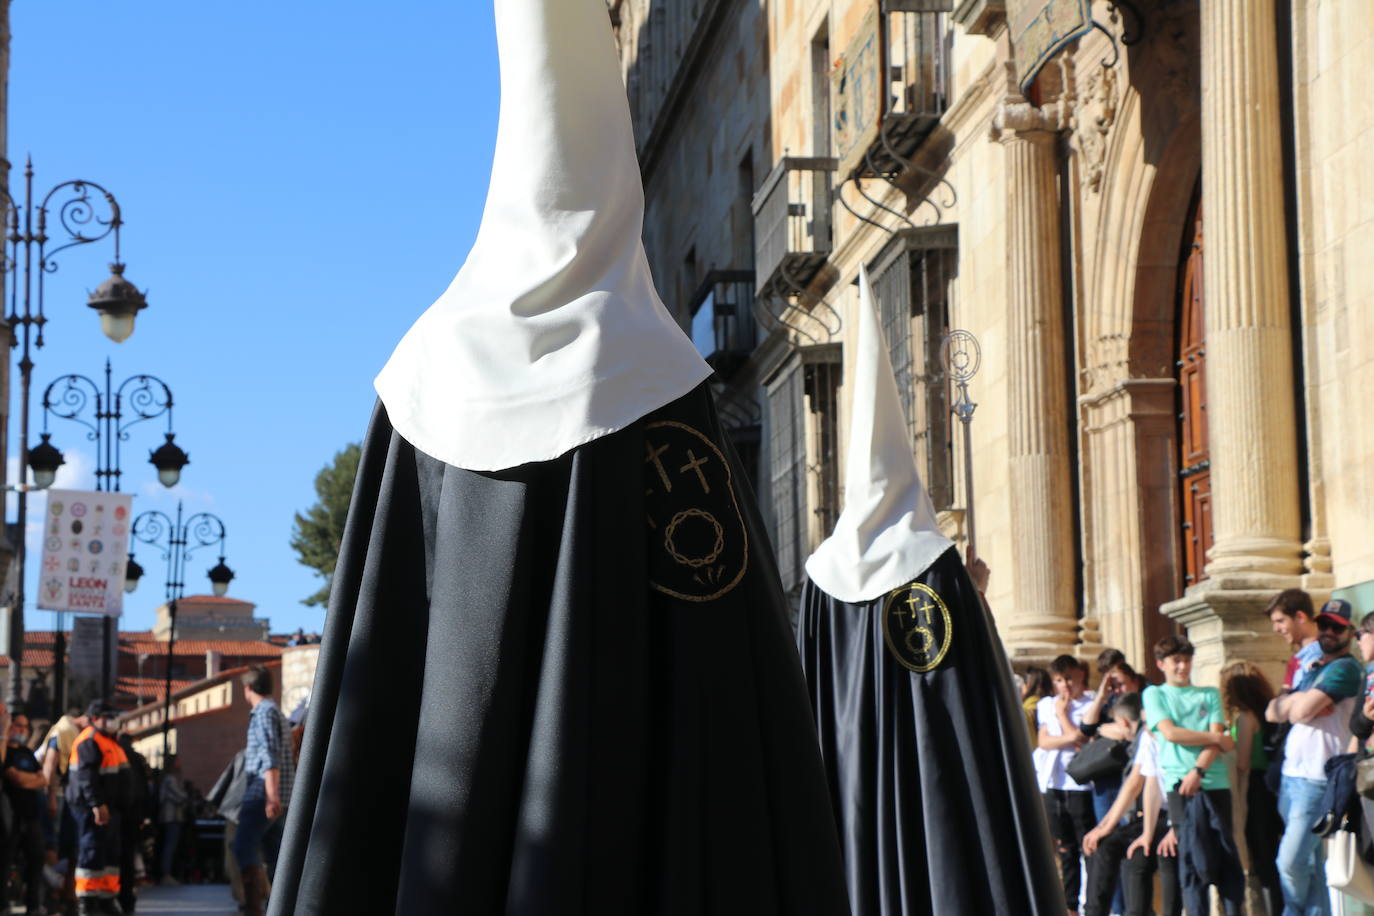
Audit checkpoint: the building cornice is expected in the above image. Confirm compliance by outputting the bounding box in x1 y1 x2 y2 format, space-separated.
636 0 736 183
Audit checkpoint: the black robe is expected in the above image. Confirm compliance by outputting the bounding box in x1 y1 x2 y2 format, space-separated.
270 384 851 915
796 550 1065 916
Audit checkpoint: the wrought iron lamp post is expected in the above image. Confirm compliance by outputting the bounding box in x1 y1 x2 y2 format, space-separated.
33 360 189 705
0 160 149 712
941 330 982 560
125 503 234 764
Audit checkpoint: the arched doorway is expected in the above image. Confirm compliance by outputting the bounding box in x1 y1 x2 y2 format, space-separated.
1176 184 1212 591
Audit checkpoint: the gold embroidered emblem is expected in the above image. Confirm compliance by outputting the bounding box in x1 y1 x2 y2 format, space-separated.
881 582 953 673
644 421 749 602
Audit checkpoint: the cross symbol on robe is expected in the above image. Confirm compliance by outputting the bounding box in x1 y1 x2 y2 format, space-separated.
645 441 673 492
679 450 712 494
904 593 933 626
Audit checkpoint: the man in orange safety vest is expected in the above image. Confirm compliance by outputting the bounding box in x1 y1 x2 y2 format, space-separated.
67 701 131 916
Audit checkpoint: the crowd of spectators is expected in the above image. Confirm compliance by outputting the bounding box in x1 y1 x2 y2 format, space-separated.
0 661 299 915
1024 587 1370 916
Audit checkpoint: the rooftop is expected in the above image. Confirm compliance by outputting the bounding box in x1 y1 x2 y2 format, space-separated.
119 639 283 658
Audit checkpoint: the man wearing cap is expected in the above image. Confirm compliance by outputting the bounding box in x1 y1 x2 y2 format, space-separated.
67 702 131 916
1266 598 1364 916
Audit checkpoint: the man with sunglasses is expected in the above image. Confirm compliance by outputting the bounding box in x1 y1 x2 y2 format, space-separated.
1266 598 1364 916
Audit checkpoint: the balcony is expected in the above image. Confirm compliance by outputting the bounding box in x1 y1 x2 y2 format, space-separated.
688 270 757 378
835 3 952 182
752 157 838 301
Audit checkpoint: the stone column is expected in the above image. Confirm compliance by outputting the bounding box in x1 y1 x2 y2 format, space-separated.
1000 122 1079 659
1164 0 1307 687
1198 0 1303 583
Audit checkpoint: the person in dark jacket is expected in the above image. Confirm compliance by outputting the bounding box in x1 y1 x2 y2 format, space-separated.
114 732 150 914
3 709 49 915
207 751 247 908
66 702 130 916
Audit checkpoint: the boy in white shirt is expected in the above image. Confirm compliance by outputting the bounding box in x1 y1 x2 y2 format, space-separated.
1036 655 1095 914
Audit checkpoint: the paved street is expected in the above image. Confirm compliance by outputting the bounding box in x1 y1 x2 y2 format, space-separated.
134 883 240 914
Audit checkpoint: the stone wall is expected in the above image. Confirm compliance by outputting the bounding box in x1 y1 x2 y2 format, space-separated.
1294 1 1374 594
281 644 320 720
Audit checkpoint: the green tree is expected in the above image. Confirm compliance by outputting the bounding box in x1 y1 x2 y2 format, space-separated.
290 443 361 607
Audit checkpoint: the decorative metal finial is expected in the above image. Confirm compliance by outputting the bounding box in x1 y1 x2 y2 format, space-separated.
941 329 982 560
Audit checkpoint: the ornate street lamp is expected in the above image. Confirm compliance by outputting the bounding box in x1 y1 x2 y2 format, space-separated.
207 558 235 598
31 361 187 703
26 435 65 491
941 329 982 559
127 503 234 763
148 435 191 489
0 160 149 712
86 263 148 344
123 555 145 595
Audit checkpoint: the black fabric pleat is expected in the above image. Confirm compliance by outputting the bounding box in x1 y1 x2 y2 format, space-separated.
271 385 850 915
796 551 1066 916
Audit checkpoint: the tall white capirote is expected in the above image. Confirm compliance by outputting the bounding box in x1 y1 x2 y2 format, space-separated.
374 0 711 471
804 266 954 602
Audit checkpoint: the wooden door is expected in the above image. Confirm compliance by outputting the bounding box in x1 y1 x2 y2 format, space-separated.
1177 190 1211 588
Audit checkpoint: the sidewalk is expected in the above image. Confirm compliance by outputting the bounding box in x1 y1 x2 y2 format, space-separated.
134 883 240 914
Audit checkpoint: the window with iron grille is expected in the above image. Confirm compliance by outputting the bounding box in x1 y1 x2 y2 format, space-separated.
767 359 806 595
805 356 843 540
870 226 958 511
765 346 842 596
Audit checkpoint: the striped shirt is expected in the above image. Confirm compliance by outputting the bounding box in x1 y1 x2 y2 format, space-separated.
243 698 294 809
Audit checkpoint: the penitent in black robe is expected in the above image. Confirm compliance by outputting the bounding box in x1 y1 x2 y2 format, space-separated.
796 550 1065 916
270 383 851 915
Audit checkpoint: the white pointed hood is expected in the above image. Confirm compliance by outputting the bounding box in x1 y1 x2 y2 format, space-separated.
374 0 711 471
804 266 953 603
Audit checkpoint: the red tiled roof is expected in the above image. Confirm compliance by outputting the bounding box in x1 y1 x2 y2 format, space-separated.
0 648 62 668
115 675 198 703
119 639 282 658
175 595 254 606
121 660 282 720
21 630 153 645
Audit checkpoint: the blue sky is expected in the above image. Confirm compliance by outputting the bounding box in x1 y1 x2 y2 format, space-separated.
7 2 500 635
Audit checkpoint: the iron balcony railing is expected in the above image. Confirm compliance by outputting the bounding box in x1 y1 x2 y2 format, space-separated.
858 2 952 178
687 269 758 378
752 157 838 300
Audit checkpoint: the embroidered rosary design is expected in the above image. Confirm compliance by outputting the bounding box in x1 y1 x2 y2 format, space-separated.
644 420 749 602
882 581 953 673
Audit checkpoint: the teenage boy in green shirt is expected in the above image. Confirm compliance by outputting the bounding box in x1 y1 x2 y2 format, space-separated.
1141 635 1244 916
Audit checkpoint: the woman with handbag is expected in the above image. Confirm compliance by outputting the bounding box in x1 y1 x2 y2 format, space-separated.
1080 652 1148 818
1221 660 1282 916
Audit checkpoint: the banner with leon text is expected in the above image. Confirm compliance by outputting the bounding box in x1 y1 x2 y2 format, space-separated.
37 489 134 617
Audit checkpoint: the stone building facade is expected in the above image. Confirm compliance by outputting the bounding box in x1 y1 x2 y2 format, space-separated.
614 0 1374 684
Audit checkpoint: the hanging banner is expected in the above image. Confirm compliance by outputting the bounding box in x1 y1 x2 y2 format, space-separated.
832 6 882 180
37 489 133 617
1008 0 1093 95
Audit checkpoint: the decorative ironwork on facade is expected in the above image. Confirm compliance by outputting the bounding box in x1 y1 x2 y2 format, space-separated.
835 2 959 228
870 225 959 511
765 344 843 597
687 270 757 379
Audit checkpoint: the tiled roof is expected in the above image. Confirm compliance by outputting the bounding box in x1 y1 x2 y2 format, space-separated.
115 675 198 703
119 639 282 658
0 648 62 668
175 595 254 606
121 660 282 719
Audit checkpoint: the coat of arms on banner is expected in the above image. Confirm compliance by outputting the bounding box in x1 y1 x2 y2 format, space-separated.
36 489 134 617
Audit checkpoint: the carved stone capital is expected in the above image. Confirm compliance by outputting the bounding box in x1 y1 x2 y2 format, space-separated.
952 0 1006 37
992 60 1073 141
